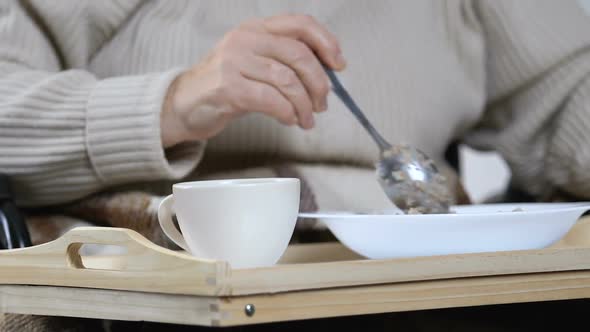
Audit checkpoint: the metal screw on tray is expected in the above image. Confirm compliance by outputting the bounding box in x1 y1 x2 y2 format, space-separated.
244 304 256 317
323 67 453 214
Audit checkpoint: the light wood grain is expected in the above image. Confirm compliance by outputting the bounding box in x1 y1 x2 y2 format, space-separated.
0 227 229 296
553 216 590 248
277 242 362 263
219 271 590 326
0 285 219 326
1 219 590 297
223 216 590 296
3 271 590 327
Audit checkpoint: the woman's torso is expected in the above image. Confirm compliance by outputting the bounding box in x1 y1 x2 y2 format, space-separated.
38 0 487 169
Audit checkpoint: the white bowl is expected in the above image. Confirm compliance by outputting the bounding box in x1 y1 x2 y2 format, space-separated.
299 203 590 259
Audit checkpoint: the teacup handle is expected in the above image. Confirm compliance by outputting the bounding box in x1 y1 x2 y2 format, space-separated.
158 195 190 252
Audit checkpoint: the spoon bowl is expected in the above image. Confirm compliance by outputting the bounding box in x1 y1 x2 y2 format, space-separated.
376 145 452 214
324 67 453 214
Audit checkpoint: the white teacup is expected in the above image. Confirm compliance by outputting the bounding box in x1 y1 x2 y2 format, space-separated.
158 178 300 269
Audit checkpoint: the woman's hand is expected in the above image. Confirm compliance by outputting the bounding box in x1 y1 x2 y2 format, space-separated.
161 14 346 148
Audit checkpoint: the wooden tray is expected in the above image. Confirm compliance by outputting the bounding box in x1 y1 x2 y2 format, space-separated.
2 217 590 326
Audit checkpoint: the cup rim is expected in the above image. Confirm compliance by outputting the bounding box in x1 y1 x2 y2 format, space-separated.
173 177 299 190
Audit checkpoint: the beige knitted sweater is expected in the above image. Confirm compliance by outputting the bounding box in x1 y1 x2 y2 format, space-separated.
1 0 590 208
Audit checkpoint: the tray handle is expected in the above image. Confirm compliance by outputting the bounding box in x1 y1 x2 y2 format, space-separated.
0 226 227 295
0 226 221 272
62 226 197 270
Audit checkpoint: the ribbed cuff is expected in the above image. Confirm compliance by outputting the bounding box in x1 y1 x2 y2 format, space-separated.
86 69 204 184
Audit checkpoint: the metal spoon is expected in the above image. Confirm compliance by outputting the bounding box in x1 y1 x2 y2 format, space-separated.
324 67 453 214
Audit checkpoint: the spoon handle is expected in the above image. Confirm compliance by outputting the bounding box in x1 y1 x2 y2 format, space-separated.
323 66 392 151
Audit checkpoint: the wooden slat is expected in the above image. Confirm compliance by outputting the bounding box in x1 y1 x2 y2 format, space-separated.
0 227 228 296
219 271 590 326
3 271 590 327
1 219 590 297
0 285 219 326
228 245 590 295
277 242 362 263
219 216 590 295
